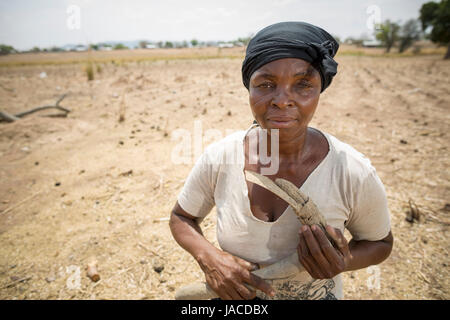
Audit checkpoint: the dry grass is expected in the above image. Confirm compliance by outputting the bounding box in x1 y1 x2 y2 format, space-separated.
0 44 447 68
0 49 448 300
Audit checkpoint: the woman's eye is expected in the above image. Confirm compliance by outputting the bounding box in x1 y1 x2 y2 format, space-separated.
297 81 312 88
258 82 274 88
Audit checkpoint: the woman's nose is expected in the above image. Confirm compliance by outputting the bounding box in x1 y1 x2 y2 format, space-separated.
271 86 294 109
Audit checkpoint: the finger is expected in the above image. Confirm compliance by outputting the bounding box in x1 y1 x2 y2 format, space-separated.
297 241 316 278
231 269 256 300
326 225 351 257
298 229 324 279
312 224 342 265
208 276 232 300
235 257 259 271
225 285 243 300
303 225 332 276
220 289 235 300
235 282 256 300
247 272 275 297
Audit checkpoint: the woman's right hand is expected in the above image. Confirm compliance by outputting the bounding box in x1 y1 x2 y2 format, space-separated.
196 248 275 300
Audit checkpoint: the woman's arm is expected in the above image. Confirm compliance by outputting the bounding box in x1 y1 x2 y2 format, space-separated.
345 231 393 271
169 202 215 260
169 201 275 300
297 225 393 279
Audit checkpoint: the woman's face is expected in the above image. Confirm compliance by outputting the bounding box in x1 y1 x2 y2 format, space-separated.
248 58 321 141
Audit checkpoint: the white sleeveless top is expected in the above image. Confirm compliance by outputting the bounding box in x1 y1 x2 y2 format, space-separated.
177 124 391 300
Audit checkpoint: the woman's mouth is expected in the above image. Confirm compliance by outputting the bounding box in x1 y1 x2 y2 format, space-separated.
267 117 297 128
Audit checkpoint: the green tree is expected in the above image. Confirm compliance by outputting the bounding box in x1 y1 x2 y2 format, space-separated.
113 43 128 50
237 36 252 46
375 20 400 53
420 0 450 59
0 44 15 55
50 46 64 52
398 19 421 53
164 41 173 48
190 39 198 47
139 40 148 49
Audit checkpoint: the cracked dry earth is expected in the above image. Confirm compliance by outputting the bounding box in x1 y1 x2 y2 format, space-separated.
0 54 449 299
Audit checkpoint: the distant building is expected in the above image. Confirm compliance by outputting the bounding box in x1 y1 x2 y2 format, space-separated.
74 44 88 51
98 45 113 51
362 39 382 47
218 42 234 48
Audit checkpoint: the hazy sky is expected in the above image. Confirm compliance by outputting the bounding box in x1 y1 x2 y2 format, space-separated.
0 0 433 50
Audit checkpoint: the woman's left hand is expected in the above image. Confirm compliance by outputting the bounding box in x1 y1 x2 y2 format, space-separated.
297 225 353 279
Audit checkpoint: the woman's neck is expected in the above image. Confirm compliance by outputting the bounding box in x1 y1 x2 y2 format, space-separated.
259 127 310 164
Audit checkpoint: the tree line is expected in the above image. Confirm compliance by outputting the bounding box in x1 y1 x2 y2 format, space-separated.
374 0 449 58
1 1 448 59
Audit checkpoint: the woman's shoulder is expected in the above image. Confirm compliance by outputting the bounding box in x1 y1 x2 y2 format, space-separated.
321 130 377 180
201 129 247 165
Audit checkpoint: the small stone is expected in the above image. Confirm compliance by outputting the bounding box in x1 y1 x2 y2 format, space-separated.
119 170 133 177
152 260 164 273
400 139 407 144
405 212 414 223
55 182 61 187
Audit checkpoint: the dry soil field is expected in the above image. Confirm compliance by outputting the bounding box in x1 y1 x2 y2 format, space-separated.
0 47 449 299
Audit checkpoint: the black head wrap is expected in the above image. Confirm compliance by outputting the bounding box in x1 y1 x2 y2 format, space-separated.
242 21 339 93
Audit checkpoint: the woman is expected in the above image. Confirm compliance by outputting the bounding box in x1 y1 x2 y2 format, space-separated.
169 21 393 300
